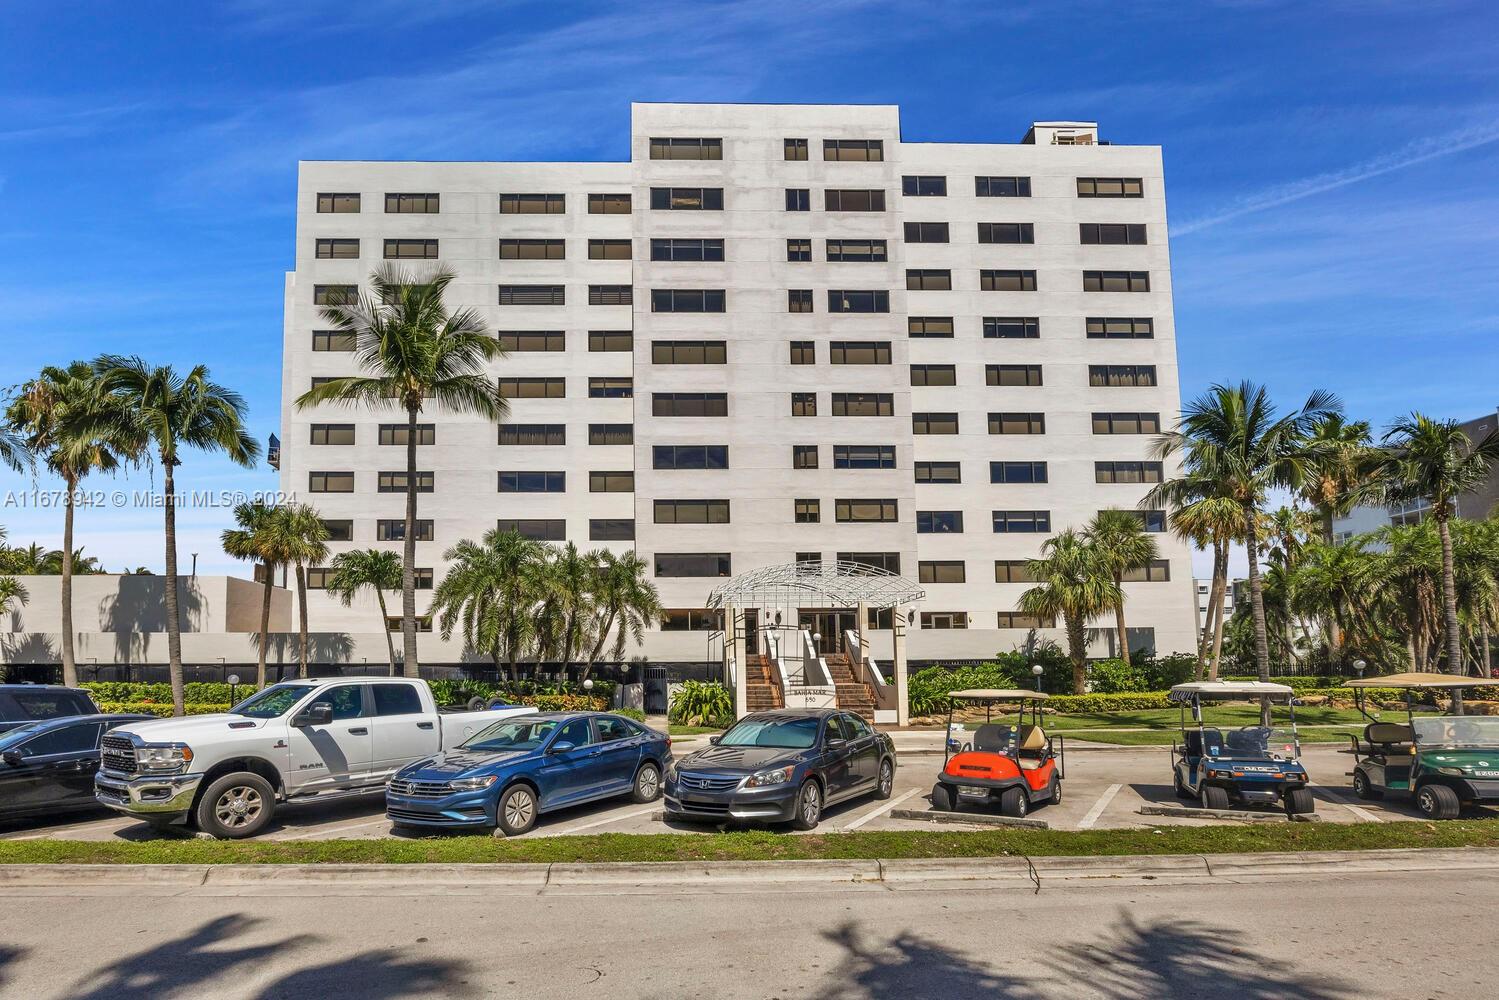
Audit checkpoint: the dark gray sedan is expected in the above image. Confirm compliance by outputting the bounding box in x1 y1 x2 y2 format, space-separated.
663 709 896 830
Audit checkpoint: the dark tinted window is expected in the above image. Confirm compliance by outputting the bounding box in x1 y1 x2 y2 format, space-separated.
18 722 101 757
2 689 94 721
596 716 638 742
371 683 424 717
554 718 595 749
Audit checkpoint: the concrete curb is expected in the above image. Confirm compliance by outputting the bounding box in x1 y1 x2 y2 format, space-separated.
1139 805 1320 823
889 808 1050 829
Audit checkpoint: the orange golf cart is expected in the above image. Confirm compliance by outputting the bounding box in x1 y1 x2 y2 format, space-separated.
930 689 1064 818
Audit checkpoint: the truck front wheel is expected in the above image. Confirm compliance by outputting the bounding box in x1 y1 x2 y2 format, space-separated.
195 772 276 839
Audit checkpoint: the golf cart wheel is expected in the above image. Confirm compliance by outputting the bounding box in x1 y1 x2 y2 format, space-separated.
999 787 1028 818
1284 787 1315 816
1173 770 1192 799
1201 785 1230 811
1352 768 1382 800
1417 783 1461 821
930 782 956 812
790 779 822 831
1048 774 1062 804
466 696 486 711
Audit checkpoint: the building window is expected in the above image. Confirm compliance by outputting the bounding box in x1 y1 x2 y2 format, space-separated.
798 551 822 568
498 377 565 399
496 519 566 541
588 285 632 305
906 269 952 291
654 553 732 578
902 175 947 196
914 461 961 484
500 239 565 260
588 377 633 399
653 340 726 364
919 561 966 584
653 445 728 470
997 612 1053 629
833 444 896 469
792 445 819 469
902 221 949 244
651 238 724 262
317 193 360 213
378 471 433 493
1117 509 1168 532
384 239 438 259
588 423 632 446
313 285 358 305
498 331 565 352
586 239 631 260
987 364 1043 387
386 616 434 633
589 470 634 492
1121 559 1172 582
1089 364 1157 387
830 341 891 364
824 139 884 161
378 424 435 446
832 393 893 417
498 285 565 306
784 138 809 160
994 560 1036 583
654 499 730 524
910 364 956 386
826 239 888 262
916 510 963 533
839 551 900 574
499 193 565 214
988 412 1046 434
305 568 333 590
787 239 812 262
836 499 898 522
377 519 434 542
993 510 1051 533
1092 411 1161 434
498 423 565 446
498 471 564 493
590 519 635 541
320 520 353 542
309 424 355 446
651 289 725 312
308 471 354 493
588 193 631 214
1080 223 1147 245
588 330 633 352
649 136 722 160
792 393 818 417
1077 177 1144 198
827 290 889 313
977 223 1035 244
789 341 815 365
1087 317 1154 339
991 461 1048 484
786 188 811 211
921 612 969 630
315 238 359 259
649 187 724 211
1095 461 1164 484
653 392 727 417
788 289 814 313
824 189 886 211
981 269 1037 291
794 499 821 524
385 193 439 213
1084 270 1151 292
660 608 724 631
976 176 1032 197
909 316 954 338
912 412 959 435
312 330 356 352
982 317 1039 340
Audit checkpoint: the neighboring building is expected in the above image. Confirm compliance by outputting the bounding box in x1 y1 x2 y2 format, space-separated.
280 103 1197 673
1193 576 1238 640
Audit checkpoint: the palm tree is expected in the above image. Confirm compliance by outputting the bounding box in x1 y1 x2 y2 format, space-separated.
1380 413 1499 680
431 529 546 679
295 265 506 676
0 575 26 617
582 549 662 680
94 357 260 716
272 504 329 678
1017 530 1120 694
1300 414 1379 544
1153 382 1340 696
325 548 403 674
1083 509 1159 666
545 543 598 672
220 501 283 689
0 429 26 472
1373 522 1443 670
1163 490 1242 680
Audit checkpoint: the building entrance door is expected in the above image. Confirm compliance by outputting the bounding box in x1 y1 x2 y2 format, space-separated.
799 609 856 654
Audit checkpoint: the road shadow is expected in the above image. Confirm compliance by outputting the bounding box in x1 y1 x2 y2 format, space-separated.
251 947 477 999
0 945 28 990
1130 781 1188 806
810 921 1027 999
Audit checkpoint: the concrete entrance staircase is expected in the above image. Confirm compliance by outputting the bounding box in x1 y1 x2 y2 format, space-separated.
825 653 875 722
746 654 783 712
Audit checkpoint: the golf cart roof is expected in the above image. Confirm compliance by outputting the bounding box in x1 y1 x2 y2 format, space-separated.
949 688 1049 702
1346 672 1479 690
1168 681 1295 703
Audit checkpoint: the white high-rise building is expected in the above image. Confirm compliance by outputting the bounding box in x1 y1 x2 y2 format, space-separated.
279 103 1196 676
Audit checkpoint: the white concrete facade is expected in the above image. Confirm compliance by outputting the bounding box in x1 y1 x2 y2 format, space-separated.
281 103 1198 668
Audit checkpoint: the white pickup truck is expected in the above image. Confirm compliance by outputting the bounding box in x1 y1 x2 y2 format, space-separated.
95 677 535 838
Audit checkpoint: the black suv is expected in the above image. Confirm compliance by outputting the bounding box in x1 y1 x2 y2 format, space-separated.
0 685 99 735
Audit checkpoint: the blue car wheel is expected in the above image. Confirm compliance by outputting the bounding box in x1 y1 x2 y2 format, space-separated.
497 784 538 836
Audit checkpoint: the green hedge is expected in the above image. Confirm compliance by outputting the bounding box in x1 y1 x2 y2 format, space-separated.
97 702 231 717
83 682 257 705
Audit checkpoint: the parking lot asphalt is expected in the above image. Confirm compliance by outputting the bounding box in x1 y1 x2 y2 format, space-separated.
1 743 1484 844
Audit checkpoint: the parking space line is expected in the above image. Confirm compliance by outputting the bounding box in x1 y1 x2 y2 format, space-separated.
2 817 130 841
278 817 393 841
842 788 921 831
1076 783 1123 830
1313 787 1384 823
553 806 659 836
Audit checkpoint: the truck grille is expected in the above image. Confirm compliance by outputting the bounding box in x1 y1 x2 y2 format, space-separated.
387 778 452 799
675 773 741 793
96 783 128 804
101 734 137 776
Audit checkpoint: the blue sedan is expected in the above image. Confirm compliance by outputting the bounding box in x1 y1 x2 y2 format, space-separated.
385 712 670 835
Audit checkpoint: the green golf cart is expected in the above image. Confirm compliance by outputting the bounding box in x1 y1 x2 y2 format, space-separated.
1345 672 1499 820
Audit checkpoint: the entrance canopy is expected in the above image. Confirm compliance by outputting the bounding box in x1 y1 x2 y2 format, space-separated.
707 559 926 612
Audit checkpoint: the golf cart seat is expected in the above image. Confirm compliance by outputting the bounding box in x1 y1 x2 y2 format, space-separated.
972 724 1016 754
1016 724 1049 769
1183 728 1225 758
1364 722 1413 754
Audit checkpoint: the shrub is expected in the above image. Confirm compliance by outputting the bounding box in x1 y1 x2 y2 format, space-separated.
97 702 232 717
84 682 259 705
1046 693 1172 712
612 707 647 722
1087 658 1150 694
427 678 617 709
668 680 734 728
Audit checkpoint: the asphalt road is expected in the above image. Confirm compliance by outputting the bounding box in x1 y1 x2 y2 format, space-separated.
0 861 1493 998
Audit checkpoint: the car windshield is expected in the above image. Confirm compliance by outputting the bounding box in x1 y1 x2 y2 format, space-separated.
0 723 45 751
463 719 560 753
1221 727 1301 760
718 717 820 749
1413 716 1499 748
230 684 316 719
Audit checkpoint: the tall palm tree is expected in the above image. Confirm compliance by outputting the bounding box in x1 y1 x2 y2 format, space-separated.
325 548 403 674
1163 490 1242 680
1300 414 1379 544
1017 530 1120 694
1380 413 1499 680
1373 522 1443 670
95 357 260 716
431 529 546 679
0 429 26 473
220 501 283 689
582 549 662 680
1083 509 1159 666
295 265 506 676
5 362 141 687
1152 382 1340 695
545 543 598 671
272 504 329 678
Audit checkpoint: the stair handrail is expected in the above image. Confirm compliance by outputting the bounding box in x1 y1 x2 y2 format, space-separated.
799 629 835 688
844 627 895 711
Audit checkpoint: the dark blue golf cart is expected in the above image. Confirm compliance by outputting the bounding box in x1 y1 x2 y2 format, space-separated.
1168 681 1315 816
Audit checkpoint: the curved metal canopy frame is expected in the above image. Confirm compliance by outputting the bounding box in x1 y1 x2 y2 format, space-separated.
707 559 925 611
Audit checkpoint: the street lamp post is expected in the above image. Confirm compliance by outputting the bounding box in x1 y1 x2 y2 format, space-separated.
1031 663 1045 693
227 673 241 707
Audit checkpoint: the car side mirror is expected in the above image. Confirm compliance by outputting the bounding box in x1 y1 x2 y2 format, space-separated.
707 735 721 745
548 741 576 755
293 704 333 728
825 737 846 750
2 751 22 766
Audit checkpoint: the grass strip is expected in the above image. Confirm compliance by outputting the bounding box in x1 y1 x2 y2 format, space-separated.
3 820 1497 866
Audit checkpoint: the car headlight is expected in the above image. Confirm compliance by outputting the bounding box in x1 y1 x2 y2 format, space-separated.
447 775 498 792
744 765 795 788
1437 767 1466 777
136 744 192 773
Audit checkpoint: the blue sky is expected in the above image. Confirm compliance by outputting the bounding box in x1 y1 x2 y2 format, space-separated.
1 0 1496 575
